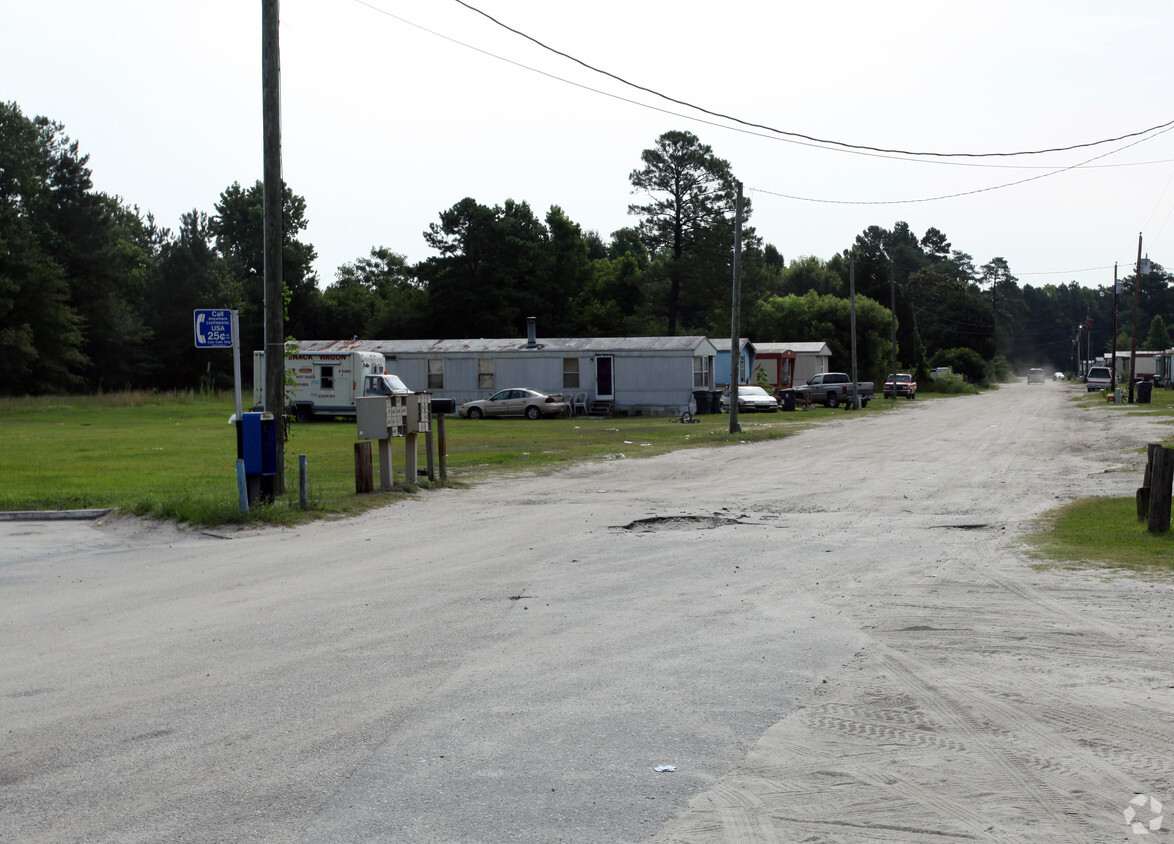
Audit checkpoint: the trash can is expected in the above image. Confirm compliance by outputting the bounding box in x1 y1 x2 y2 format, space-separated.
779 389 796 412
692 390 711 414
1137 380 1153 404
710 390 725 414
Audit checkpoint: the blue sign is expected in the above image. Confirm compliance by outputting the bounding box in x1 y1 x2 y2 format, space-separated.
194 309 234 348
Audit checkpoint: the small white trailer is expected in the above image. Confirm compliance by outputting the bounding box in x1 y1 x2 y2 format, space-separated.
253 350 409 421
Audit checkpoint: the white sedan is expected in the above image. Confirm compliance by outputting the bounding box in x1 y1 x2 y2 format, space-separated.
719 385 779 413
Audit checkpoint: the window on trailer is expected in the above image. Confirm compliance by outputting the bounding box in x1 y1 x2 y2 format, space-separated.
477 358 494 390
563 358 580 389
428 358 444 389
693 356 710 388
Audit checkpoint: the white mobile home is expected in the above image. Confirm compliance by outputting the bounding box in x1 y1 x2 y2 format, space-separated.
297 324 717 416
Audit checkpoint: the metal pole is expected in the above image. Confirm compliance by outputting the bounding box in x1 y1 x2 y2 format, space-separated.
1130 233 1143 402
262 0 286 493
728 181 743 434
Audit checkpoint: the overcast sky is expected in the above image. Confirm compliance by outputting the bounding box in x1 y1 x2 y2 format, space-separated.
8 0 1174 291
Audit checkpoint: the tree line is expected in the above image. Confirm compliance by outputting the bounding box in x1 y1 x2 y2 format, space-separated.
2 101 1169 396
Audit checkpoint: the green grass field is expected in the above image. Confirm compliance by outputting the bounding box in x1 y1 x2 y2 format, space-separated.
5 386 1174 575
0 391 848 525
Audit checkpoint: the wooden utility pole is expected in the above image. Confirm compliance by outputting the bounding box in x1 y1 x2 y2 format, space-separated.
849 257 859 408
1129 233 1142 403
728 182 742 434
889 270 897 402
262 0 285 493
1111 263 1119 390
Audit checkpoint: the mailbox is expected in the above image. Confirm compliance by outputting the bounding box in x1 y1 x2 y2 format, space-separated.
356 396 407 440
406 392 431 434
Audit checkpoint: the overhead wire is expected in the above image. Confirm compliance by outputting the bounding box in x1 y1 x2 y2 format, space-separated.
355 1 1174 173
450 0 1174 160
355 0 1170 277
749 124 1174 206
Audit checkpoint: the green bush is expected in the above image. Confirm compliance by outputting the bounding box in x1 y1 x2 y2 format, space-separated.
931 347 986 383
985 354 1016 384
926 373 979 395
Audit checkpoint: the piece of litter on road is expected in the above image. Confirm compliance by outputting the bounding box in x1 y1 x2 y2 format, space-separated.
653 765 677 773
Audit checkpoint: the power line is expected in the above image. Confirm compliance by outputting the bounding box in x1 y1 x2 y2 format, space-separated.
355 1 1174 175
450 0 1174 161
749 125 1174 206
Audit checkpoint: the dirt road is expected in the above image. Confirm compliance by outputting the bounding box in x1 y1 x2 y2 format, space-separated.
2 381 1172 842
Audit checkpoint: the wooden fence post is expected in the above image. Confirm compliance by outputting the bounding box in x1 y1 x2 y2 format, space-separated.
354 441 373 494
1137 443 1158 521
1148 445 1174 534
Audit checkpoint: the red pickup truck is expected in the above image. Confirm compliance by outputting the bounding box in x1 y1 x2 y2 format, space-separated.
883 373 917 399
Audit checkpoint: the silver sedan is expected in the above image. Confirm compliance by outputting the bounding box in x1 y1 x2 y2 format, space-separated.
459 388 569 420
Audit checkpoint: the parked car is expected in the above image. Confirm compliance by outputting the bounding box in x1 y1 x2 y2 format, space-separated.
458 388 568 419
1053 371 1065 381
883 373 918 399
1085 366 1113 392
1027 368 1045 384
720 385 779 413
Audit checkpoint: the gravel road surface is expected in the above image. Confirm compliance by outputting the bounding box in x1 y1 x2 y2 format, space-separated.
2 380 1172 842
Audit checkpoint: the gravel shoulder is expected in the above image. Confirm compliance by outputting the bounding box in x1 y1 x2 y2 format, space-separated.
2 381 1172 843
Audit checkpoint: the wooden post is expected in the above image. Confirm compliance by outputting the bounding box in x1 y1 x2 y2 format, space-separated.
728 181 742 434
261 0 285 494
1148 445 1173 534
354 441 373 494
1138 443 1159 521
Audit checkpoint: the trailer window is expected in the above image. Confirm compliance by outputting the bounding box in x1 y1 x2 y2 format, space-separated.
319 365 334 390
563 358 580 389
692 356 710 388
477 358 494 389
428 358 444 389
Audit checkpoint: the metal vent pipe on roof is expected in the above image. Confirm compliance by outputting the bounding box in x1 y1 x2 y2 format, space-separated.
526 316 537 348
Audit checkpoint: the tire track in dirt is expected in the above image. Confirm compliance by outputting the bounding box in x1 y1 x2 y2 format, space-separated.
654 385 1174 843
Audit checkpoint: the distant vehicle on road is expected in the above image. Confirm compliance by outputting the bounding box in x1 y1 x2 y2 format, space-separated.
883 373 918 399
459 388 568 420
1027 368 1045 384
1053 371 1065 381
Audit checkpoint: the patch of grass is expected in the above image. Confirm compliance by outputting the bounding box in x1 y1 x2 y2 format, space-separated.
1026 497 1174 574
1072 383 1174 415
2 393 865 525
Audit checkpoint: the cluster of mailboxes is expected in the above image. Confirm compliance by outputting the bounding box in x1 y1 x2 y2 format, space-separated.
355 393 431 441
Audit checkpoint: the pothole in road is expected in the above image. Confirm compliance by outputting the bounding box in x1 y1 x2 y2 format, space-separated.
930 523 1001 531
617 514 749 532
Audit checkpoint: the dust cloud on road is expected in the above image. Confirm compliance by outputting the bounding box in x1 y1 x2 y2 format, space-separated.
2 380 1172 843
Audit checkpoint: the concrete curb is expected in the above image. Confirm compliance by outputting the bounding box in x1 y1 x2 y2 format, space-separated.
0 508 115 522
